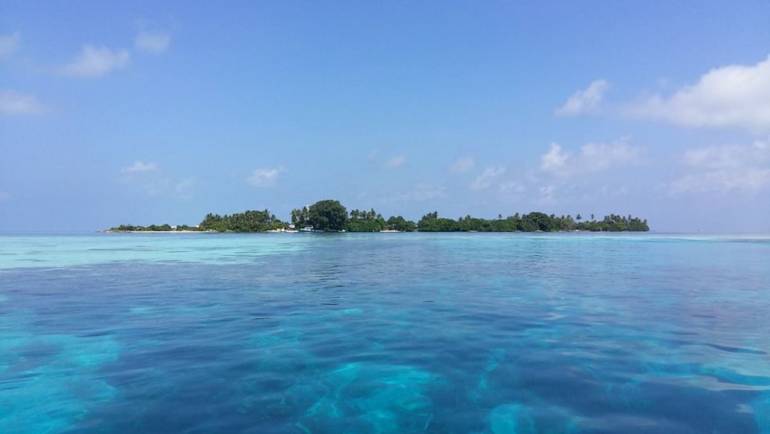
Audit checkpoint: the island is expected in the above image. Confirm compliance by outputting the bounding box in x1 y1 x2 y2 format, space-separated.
108 199 649 233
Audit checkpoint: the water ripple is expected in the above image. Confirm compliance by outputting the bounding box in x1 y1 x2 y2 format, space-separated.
0 234 768 433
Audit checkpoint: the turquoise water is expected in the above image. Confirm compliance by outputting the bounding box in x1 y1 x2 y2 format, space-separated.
1 233 769 433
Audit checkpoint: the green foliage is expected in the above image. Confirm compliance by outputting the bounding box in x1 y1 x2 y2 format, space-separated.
110 223 193 232
308 200 348 231
110 202 649 233
385 216 417 232
345 209 418 232
417 211 648 232
198 209 286 232
346 208 386 232
417 212 461 232
291 206 310 229
576 214 649 232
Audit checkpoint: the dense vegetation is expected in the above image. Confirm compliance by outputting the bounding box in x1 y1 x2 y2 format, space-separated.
110 200 648 233
346 209 386 232
385 216 417 232
198 210 285 232
290 206 310 230
109 224 198 232
417 212 648 232
342 209 420 232
308 200 348 232
110 210 283 232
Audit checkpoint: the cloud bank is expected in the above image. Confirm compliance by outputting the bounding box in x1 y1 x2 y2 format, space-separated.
0 90 46 115
470 167 506 191
541 140 641 177
62 45 130 78
629 55 770 132
555 80 609 116
672 140 770 193
385 155 407 169
247 167 284 187
122 161 159 174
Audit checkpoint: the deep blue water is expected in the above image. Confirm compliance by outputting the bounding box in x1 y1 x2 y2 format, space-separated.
1 233 769 433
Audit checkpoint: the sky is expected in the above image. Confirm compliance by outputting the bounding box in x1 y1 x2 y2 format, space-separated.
1 1 770 233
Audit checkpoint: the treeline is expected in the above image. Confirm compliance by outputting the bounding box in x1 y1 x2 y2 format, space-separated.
289 201 417 232
416 212 648 232
109 199 649 233
198 210 284 232
110 224 198 232
110 210 283 232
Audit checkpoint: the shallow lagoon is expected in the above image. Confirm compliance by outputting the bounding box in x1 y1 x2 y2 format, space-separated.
0 233 769 433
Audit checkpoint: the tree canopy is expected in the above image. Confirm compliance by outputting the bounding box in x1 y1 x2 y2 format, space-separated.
346 208 386 232
385 216 417 232
198 209 285 232
109 201 649 233
308 200 348 231
416 211 648 232
290 206 310 229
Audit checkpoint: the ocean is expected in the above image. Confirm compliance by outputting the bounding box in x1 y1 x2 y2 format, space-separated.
0 233 768 433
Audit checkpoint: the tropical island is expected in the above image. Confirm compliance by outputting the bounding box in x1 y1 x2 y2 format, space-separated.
108 199 649 233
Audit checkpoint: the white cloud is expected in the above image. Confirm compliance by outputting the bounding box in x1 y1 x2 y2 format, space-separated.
391 184 447 202
62 45 130 78
118 162 196 198
671 140 770 194
540 143 569 173
449 157 475 173
0 33 20 60
540 139 640 177
247 167 283 187
470 166 506 191
385 155 407 168
122 161 159 174
580 141 641 172
555 80 609 116
135 31 171 54
0 90 46 115
629 55 770 132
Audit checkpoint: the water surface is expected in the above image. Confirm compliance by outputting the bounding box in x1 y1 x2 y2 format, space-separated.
1 233 769 433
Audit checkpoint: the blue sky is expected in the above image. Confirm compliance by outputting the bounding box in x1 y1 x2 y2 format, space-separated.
1 1 770 232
